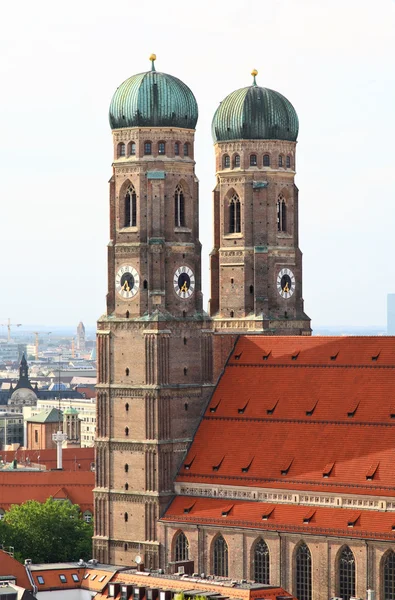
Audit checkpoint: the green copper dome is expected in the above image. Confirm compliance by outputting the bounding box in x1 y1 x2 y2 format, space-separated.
212 72 298 142
109 56 198 130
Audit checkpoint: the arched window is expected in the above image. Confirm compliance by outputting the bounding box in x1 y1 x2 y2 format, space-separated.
213 535 228 577
124 512 128 522
278 154 283 168
128 142 136 156
144 141 152 155
183 143 189 156
295 543 312 600
277 194 287 232
174 531 189 561
124 464 129 473
234 154 240 168
263 154 270 167
383 551 395 600
125 427 129 436
118 143 126 157
286 155 291 168
175 184 185 227
338 546 355 600
254 539 270 583
223 155 230 168
229 193 241 233
124 186 137 227
175 142 180 156
250 154 257 166
158 141 166 155
125 482 129 490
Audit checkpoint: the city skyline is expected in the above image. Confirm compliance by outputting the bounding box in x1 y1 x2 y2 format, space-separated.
1 0 394 327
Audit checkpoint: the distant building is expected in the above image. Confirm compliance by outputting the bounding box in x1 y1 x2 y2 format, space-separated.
0 411 24 450
388 294 395 334
76 321 86 353
0 342 24 363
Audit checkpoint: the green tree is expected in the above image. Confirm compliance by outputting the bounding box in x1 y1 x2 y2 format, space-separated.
0 498 93 563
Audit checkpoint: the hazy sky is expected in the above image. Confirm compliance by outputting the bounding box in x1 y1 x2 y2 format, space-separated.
1 0 394 329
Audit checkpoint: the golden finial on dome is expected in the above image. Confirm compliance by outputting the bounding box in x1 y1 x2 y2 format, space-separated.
150 54 157 71
251 69 258 86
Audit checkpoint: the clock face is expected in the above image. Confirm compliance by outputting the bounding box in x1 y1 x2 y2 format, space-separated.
115 265 140 299
277 268 295 299
174 266 195 299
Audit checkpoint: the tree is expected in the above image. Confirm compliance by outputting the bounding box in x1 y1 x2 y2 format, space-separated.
0 498 93 563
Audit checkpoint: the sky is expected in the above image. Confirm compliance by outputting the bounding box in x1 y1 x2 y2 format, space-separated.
0 0 394 329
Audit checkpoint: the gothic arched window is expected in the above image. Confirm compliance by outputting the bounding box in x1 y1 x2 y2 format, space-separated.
338 546 355 600
277 194 287 232
229 193 241 234
286 155 291 168
118 143 126 157
128 142 136 156
175 142 180 156
124 186 137 227
278 154 283 168
263 154 270 167
223 155 230 168
184 143 189 156
174 184 185 227
213 535 228 577
295 543 312 600
254 539 270 583
234 154 240 168
144 141 152 155
250 154 257 166
158 141 166 155
174 531 189 562
383 551 395 600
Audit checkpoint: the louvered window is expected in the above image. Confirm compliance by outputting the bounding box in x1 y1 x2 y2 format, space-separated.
277 194 287 232
175 184 185 227
229 193 241 233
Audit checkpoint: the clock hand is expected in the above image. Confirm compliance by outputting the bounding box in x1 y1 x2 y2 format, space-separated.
283 282 289 292
122 280 131 292
180 281 188 292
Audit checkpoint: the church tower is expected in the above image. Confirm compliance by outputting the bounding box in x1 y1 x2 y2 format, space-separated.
93 56 214 567
210 71 311 335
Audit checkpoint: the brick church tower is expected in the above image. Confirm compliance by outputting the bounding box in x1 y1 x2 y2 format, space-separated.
209 70 311 335
93 56 214 566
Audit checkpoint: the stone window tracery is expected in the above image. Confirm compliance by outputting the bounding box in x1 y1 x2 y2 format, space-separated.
277 194 287 233
175 184 185 227
213 535 228 577
174 531 189 562
229 193 241 234
384 551 395 600
124 185 137 228
254 538 270 583
338 546 355 600
295 543 311 600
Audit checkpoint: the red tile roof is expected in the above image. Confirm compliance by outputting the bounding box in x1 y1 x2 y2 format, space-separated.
0 550 31 588
0 447 94 471
177 336 395 495
0 470 94 512
162 495 395 541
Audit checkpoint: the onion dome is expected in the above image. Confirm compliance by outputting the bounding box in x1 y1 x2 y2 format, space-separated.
109 54 198 130
212 69 298 143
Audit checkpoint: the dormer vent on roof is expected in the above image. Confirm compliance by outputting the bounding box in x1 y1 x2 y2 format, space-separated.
323 462 335 478
262 506 275 520
221 504 234 517
291 350 300 360
330 351 339 361
366 462 379 481
183 501 196 513
306 400 318 416
209 399 221 413
238 400 249 414
267 399 279 415
184 456 195 470
280 458 293 476
303 509 316 524
234 351 243 360
347 400 360 418
262 351 271 360
241 456 254 473
372 351 380 361
347 512 361 527
212 456 225 471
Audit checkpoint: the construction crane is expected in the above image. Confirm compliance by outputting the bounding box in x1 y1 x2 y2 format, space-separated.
32 331 52 360
0 318 22 342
